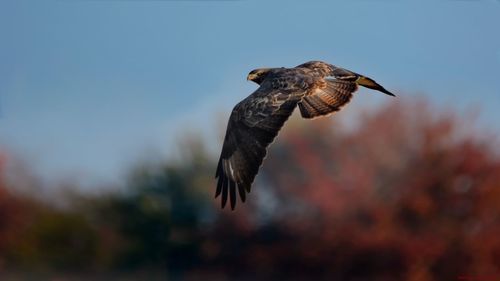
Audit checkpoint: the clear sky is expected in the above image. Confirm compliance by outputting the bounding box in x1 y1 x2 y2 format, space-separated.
1 0 499 186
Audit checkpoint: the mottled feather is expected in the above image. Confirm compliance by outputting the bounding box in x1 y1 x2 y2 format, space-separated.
215 60 395 209
215 77 306 209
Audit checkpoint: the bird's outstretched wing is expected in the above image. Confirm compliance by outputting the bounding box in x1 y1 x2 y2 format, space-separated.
215 84 303 210
298 79 358 119
296 61 395 119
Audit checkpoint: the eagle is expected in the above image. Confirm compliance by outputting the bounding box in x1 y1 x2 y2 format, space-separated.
215 60 395 210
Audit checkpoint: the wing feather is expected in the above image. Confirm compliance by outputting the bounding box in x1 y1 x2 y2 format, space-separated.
297 61 395 96
215 61 394 209
215 84 302 209
296 61 394 119
298 80 358 119
221 175 228 208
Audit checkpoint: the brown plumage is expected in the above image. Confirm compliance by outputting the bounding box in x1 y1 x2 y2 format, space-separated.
215 60 395 210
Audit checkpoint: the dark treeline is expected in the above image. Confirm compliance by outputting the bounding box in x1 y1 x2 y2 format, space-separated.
0 99 499 281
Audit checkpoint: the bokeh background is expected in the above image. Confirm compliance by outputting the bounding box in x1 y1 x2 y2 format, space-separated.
1 1 500 280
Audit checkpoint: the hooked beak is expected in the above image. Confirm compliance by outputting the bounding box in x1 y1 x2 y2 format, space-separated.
247 73 257 81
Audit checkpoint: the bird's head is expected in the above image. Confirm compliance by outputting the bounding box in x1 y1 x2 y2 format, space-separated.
247 68 272 85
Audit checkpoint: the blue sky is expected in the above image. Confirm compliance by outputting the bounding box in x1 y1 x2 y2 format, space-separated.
1 1 499 186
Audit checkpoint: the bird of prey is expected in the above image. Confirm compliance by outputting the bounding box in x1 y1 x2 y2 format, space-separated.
215 60 395 210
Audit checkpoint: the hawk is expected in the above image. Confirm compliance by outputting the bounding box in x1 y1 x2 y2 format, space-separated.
215 60 395 210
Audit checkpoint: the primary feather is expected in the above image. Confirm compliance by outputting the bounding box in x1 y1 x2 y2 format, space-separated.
215 60 395 210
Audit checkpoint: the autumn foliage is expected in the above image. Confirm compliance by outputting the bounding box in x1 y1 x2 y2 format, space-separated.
0 99 499 280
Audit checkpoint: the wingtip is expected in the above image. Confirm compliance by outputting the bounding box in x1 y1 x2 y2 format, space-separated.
221 196 227 209
215 176 222 198
356 76 395 97
229 180 237 210
215 159 222 178
384 89 396 97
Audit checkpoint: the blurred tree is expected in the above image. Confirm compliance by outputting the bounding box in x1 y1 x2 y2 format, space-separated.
85 136 215 278
206 99 500 281
0 151 98 275
0 99 499 281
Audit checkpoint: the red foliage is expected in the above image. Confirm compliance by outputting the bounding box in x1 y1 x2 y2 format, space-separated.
0 99 499 281
0 151 27 270
209 100 500 281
